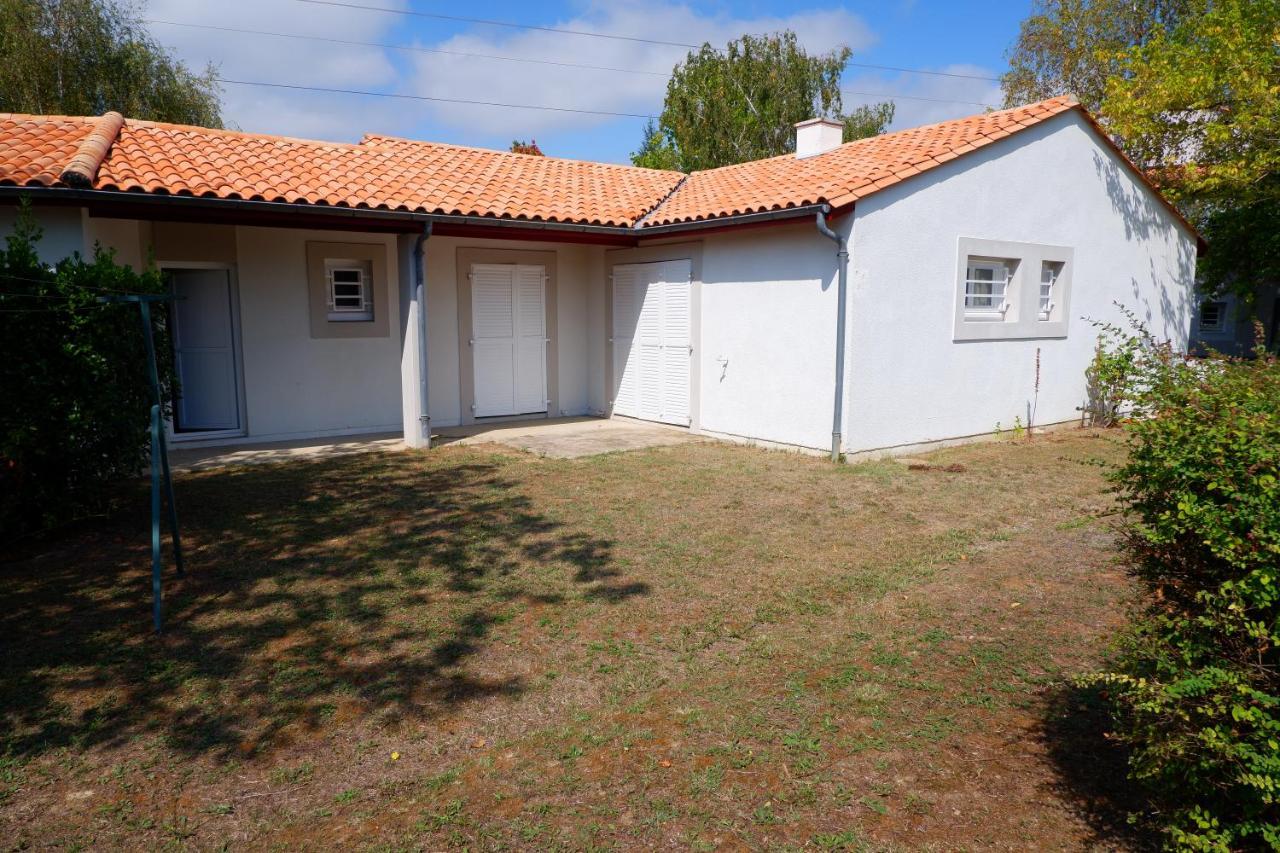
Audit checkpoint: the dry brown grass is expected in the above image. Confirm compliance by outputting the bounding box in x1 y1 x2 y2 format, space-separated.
0 429 1145 850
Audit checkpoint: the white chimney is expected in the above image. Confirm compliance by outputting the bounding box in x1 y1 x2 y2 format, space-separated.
794 117 843 158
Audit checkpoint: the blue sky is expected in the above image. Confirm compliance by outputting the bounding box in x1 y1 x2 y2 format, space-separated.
144 0 1032 164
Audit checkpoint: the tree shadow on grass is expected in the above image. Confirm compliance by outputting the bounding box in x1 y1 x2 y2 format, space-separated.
0 449 646 760
1037 680 1159 851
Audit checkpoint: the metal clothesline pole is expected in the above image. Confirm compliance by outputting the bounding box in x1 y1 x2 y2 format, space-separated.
100 293 183 633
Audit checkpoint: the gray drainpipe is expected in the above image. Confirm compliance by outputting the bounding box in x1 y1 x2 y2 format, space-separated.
414 220 433 447
815 205 848 462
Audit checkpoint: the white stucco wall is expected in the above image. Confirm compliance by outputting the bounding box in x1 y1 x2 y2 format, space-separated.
231 226 404 440
696 221 847 451
0 204 86 263
844 111 1197 453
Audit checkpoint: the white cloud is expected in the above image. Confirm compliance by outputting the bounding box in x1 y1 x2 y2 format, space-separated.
843 64 1005 131
144 0 409 139
404 3 877 136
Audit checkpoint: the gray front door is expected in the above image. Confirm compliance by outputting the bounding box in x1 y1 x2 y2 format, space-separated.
170 269 241 432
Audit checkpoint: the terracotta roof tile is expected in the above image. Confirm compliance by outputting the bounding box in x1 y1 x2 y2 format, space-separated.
0 114 96 187
0 97 1199 245
643 96 1081 226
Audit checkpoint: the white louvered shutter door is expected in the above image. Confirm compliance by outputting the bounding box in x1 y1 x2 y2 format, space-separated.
635 267 663 422
471 264 516 417
513 264 548 414
611 265 641 417
658 259 692 425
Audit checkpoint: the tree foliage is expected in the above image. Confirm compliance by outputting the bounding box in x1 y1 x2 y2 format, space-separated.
0 206 173 538
1084 315 1280 848
1101 0 1279 206
840 101 895 143
1002 0 1190 112
509 139 543 156
1003 0 1280 304
0 0 222 126
631 31 894 172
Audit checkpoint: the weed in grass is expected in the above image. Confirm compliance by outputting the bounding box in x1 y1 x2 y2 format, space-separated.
904 792 932 815
203 803 234 815
269 761 314 785
752 802 780 825
688 763 724 796
421 767 460 792
334 789 359 804
645 798 679 826
814 829 868 850
859 795 889 815
416 799 465 832
782 731 822 753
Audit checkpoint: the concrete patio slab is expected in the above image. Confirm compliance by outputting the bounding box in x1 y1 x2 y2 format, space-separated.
435 416 697 459
167 418 697 471
169 433 404 472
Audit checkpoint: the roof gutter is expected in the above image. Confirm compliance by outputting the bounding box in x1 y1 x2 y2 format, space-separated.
635 203 830 236
0 186 837 238
814 204 849 463
0 186 638 235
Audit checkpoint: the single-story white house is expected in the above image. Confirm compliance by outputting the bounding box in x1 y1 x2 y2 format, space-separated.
0 96 1200 458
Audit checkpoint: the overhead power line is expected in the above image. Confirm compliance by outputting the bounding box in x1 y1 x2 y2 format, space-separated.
214 78 657 118
842 89 997 107
290 0 700 48
148 19 668 77
283 0 1004 82
216 77 999 115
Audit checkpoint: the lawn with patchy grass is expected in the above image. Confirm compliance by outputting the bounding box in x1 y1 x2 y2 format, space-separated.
1 431 1146 849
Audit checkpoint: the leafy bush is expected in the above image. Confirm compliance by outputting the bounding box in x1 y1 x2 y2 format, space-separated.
1085 319 1280 849
0 208 171 538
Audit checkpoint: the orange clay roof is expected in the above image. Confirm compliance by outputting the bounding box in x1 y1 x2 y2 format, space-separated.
1 113 683 227
0 97 1198 242
0 114 98 186
645 96 1080 225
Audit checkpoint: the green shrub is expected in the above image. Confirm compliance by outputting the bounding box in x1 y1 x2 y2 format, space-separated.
1086 320 1280 849
0 207 171 538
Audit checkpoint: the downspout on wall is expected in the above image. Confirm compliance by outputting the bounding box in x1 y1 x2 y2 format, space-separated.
414 220 433 447
815 205 849 462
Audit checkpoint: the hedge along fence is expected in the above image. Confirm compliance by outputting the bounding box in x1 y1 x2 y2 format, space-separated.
1084 315 1279 850
0 207 173 539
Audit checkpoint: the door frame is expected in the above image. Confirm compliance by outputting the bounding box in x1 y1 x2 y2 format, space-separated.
160 261 248 443
455 247 559 426
604 242 703 432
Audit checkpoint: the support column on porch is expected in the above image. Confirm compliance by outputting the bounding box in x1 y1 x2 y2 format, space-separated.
398 232 429 448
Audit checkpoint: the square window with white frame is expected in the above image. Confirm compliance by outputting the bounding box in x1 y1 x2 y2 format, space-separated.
1039 261 1064 321
1198 299 1227 333
325 259 373 322
954 238 1072 342
964 257 1014 321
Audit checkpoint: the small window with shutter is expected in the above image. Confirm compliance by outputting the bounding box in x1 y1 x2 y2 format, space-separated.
1039 261 1063 321
963 257 1014 321
325 259 373 322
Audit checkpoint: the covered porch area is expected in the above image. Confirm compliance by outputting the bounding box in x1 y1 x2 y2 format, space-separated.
167 415 697 471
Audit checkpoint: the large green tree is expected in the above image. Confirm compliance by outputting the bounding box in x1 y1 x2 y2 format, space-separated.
1104 0 1279 304
0 0 221 126
632 31 894 172
1004 0 1280 306
1002 0 1191 112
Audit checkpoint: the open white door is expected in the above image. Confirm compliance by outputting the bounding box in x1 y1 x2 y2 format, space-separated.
471 263 548 418
171 268 242 433
611 259 691 426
